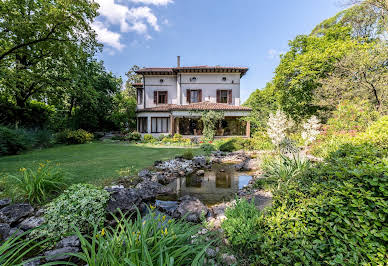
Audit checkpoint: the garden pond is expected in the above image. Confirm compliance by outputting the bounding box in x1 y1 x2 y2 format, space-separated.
157 163 253 206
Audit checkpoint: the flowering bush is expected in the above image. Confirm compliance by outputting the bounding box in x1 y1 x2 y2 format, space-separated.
267 110 289 147
11 162 66 204
33 184 109 241
301 115 321 145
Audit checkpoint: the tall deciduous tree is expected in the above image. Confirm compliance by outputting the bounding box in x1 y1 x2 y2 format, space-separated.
124 65 143 98
0 0 100 109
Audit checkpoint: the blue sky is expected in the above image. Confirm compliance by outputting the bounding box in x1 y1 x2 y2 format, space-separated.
94 0 343 102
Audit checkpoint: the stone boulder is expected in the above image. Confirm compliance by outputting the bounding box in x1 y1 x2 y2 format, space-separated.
155 200 179 216
0 198 11 208
0 203 34 224
18 216 44 230
138 169 152 179
105 188 142 215
135 180 172 202
192 156 208 168
172 195 208 223
44 247 79 262
0 223 10 241
56 235 80 249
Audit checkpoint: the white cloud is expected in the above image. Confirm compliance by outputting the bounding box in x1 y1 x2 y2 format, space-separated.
94 0 168 51
92 21 125 51
268 49 286 59
131 0 173 6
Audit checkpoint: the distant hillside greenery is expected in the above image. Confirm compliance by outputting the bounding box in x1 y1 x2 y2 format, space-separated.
244 0 388 131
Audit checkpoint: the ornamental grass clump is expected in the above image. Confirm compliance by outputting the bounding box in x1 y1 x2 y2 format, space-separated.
11 161 66 204
32 184 109 241
71 209 210 265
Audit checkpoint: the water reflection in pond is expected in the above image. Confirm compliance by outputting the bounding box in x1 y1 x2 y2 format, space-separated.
158 163 252 205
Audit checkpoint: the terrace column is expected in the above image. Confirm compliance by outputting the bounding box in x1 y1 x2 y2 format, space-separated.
175 118 180 134
169 114 174 135
246 121 251 138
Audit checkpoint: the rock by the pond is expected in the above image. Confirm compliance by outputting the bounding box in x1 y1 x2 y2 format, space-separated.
155 200 179 216
18 216 44 230
172 195 208 223
23 258 41 266
0 223 10 241
221 254 237 265
192 156 207 168
8 227 24 238
0 198 11 208
56 235 80 249
196 169 205 176
0 203 34 224
205 247 217 258
105 187 142 215
35 208 45 217
44 247 79 262
136 180 171 201
138 169 152 179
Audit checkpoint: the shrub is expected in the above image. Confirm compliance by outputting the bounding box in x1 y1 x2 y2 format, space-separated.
172 133 183 142
33 184 109 241
222 198 261 250
200 143 216 153
182 149 194 160
129 131 141 141
30 128 54 148
0 126 29 155
56 129 93 145
218 137 250 152
251 131 274 150
143 134 155 143
72 209 209 265
10 162 66 204
225 143 387 265
359 115 388 150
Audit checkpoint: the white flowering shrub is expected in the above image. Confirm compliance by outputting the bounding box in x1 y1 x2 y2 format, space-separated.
267 110 289 146
33 184 110 241
301 115 321 145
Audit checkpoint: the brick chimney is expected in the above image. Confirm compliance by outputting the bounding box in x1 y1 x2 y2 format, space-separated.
177 56 180 67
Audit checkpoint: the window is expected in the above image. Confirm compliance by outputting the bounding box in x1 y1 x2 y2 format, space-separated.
137 88 143 105
138 117 147 133
154 91 168 104
151 117 170 133
217 90 232 104
187 89 202 103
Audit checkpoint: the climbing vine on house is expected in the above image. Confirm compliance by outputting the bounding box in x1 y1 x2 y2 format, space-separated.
200 111 224 140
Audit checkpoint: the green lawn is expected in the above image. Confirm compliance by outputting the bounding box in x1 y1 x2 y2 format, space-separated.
0 142 193 187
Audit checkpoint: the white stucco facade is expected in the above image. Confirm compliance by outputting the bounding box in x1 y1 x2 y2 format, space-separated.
135 65 251 137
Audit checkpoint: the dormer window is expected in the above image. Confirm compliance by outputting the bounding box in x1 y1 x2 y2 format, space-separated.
190 77 197 82
222 77 227 81
160 79 164 83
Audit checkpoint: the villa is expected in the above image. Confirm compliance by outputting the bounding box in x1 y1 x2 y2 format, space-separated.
134 56 251 137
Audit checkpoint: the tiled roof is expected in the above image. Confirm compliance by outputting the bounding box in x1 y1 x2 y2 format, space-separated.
136 65 249 77
137 102 252 112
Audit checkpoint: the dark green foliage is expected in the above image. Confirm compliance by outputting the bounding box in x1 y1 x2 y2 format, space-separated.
200 143 216 153
0 99 55 129
223 143 387 265
0 126 29 155
222 198 261 251
143 134 156 143
129 131 141 141
55 129 93 145
182 149 194 160
218 138 251 152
